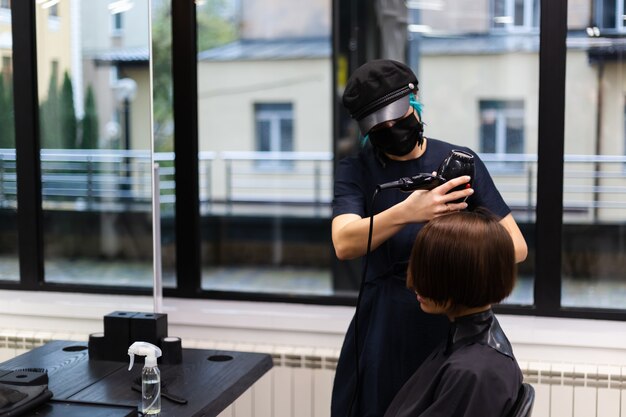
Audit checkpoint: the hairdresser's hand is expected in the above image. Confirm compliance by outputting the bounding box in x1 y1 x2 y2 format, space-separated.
332 175 473 260
400 175 473 223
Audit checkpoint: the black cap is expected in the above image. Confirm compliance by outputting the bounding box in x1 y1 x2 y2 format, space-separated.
342 59 418 134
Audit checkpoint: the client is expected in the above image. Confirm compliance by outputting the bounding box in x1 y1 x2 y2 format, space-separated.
384 208 523 417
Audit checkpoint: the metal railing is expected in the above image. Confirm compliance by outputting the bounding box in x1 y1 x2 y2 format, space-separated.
480 153 626 222
219 151 333 216
1 149 625 221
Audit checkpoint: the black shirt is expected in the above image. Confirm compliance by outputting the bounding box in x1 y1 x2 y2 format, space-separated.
332 139 510 282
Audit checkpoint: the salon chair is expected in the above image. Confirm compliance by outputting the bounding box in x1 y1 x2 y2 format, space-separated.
507 382 535 417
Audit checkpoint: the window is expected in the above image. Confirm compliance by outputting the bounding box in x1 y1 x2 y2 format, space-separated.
595 0 626 31
255 103 295 170
479 100 525 168
4 0 624 321
0 1 10 10
255 103 294 155
196 0 332 295
111 11 123 34
562 2 626 310
492 0 539 31
34 0 153 287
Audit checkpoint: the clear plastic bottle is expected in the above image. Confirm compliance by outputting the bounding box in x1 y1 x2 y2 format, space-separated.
142 362 161 414
128 342 162 415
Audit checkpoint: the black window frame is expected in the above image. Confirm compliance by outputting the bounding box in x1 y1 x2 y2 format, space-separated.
4 0 626 320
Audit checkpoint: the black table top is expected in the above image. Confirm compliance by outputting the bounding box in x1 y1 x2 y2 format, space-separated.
0 340 273 417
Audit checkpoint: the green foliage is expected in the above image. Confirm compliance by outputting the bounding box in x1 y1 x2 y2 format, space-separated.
196 0 238 52
40 65 62 148
151 2 174 152
0 74 15 149
81 85 99 149
39 68 81 149
60 71 77 149
151 0 237 152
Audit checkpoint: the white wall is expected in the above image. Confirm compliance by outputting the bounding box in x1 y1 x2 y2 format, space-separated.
1 290 626 368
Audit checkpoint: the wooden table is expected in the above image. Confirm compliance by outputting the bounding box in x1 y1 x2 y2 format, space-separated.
0 340 273 417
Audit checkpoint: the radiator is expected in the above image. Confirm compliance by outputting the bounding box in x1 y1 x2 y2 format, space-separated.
2 331 625 417
191 340 626 417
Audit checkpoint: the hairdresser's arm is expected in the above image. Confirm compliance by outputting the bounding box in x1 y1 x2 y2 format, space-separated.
332 176 473 260
499 213 528 263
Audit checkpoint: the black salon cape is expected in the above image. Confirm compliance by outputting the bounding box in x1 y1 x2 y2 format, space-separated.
331 139 511 417
384 309 523 417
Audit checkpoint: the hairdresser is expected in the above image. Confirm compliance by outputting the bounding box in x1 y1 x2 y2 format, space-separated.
330 59 527 417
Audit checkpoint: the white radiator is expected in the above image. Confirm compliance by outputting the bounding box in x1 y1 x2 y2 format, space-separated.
2 331 626 417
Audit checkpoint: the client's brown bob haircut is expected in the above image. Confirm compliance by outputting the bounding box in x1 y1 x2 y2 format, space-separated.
407 208 516 309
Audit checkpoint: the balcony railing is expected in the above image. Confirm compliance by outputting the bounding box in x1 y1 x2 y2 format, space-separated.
1 149 625 221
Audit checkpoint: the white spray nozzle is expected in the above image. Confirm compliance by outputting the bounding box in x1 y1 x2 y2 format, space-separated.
127 341 162 370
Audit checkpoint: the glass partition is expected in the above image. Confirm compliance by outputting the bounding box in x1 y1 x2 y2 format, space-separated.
36 0 154 286
0 2 17 281
151 0 175 287
562 2 626 308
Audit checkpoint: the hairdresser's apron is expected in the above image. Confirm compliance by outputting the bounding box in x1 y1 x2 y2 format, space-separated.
330 264 449 417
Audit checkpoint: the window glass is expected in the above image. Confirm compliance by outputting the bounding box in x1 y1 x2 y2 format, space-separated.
152 0 175 287
255 103 293 152
341 1 539 303
562 3 626 308
36 0 155 287
598 0 617 29
112 12 123 33
0 9 17 282
197 0 333 295
492 0 539 30
480 100 525 153
255 103 294 169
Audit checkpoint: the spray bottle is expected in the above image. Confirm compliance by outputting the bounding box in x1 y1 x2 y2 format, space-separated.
128 341 162 415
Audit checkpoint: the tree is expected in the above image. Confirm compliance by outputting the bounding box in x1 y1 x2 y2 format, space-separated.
0 74 15 149
40 65 62 148
60 71 78 149
81 85 99 149
151 0 237 152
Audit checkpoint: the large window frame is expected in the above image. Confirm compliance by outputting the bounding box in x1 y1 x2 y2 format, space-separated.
4 0 626 319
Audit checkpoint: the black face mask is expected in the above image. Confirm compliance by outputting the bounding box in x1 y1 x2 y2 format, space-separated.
368 114 424 157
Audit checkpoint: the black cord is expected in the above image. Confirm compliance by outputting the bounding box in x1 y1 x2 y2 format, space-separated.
347 188 379 417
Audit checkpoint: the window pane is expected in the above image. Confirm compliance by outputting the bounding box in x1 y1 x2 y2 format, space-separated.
280 119 293 152
395 2 538 304
514 0 524 26
152 0 175 288
0 8 17 282
601 0 617 28
197 0 332 296
563 5 626 308
257 120 271 151
480 108 497 153
493 0 507 29
479 101 525 154
36 0 155 287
